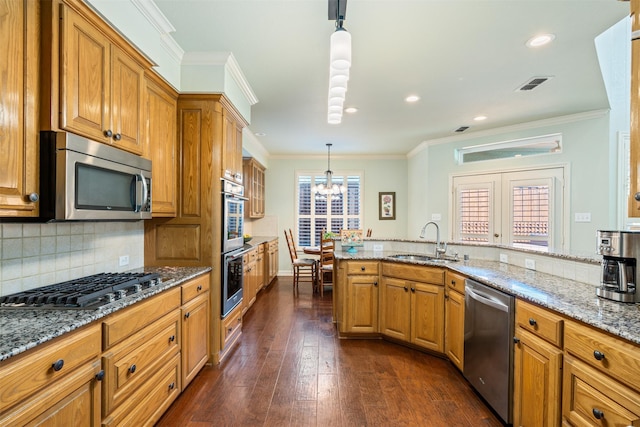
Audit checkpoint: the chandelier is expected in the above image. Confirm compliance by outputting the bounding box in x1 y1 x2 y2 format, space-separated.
313 143 346 201
327 0 351 125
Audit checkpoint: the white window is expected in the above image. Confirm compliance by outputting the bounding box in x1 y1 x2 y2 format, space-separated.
296 172 363 247
452 167 565 251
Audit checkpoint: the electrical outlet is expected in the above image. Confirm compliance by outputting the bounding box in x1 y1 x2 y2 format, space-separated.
499 253 508 263
525 258 536 270
373 244 383 252
575 212 591 222
119 255 129 267
431 213 442 221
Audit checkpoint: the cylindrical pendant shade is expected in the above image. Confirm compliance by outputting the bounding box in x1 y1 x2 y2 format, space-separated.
330 28 351 70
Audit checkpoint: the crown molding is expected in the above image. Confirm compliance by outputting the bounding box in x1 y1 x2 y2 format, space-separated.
131 0 175 34
407 109 610 158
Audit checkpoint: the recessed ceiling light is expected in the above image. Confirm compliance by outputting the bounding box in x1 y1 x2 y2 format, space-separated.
473 115 487 121
254 132 266 137
344 107 358 114
526 33 556 48
405 95 420 103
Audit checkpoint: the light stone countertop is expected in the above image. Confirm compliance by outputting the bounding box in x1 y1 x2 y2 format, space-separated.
336 250 640 345
0 266 211 362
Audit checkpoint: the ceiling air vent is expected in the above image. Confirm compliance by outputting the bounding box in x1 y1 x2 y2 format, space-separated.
517 76 552 91
455 126 470 133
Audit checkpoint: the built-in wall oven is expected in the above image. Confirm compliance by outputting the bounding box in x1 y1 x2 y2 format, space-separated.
221 179 247 318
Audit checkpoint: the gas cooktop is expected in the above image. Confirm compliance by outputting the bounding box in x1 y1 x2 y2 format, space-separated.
0 272 162 310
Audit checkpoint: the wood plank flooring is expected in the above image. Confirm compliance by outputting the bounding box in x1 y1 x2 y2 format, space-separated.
156 277 504 427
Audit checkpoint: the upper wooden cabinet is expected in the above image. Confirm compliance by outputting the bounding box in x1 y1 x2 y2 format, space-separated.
0 0 40 217
243 157 266 218
143 72 178 217
221 108 245 184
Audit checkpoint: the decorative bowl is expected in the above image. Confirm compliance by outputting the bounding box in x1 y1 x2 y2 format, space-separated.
244 236 253 243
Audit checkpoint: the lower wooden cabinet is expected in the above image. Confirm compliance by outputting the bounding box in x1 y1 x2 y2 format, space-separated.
267 239 279 284
220 301 243 361
444 284 464 371
344 273 379 334
181 282 210 391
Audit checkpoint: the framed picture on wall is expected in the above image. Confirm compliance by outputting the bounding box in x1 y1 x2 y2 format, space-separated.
379 192 396 220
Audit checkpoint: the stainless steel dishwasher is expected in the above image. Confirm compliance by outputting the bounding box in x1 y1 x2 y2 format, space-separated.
463 279 514 425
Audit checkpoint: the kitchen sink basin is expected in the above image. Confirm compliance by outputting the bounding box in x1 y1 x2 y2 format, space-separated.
388 254 458 263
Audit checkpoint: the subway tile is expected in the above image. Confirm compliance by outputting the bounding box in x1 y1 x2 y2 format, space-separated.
70 223 84 235
54 270 70 283
69 251 84 268
1 259 22 281
2 239 23 260
83 223 95 234
39 255 56 273
56 223 71 235
22 237 41 257
55 253 70 271
41 236 56 255
56 235 71 253
22 224 41 237
40 224 57 236
2 224 23 238
40 272 56 286
22 258 40 276
2 278 22 295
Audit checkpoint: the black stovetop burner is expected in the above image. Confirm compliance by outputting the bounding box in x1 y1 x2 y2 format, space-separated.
0 272 162 310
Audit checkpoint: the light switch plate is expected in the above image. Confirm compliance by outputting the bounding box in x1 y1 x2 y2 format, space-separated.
525 258 536 270
373 244 383 252
431 213 442 221
575 212 591 222
119 255 129 266
499 253 508 263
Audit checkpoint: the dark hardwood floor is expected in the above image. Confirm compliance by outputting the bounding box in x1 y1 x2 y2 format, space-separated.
156 276 504 427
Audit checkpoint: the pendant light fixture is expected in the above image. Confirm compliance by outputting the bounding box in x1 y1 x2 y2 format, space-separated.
327 0 351 124
312 143 347 200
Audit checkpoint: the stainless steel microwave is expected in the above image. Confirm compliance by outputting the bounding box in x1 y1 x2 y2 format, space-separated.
38 131 152 221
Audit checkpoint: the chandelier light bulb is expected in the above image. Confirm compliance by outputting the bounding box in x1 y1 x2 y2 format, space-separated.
330 27 351 70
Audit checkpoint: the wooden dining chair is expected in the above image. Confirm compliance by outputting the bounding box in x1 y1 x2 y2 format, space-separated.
366 228 372 237
318 232 335 296
284 229 317 293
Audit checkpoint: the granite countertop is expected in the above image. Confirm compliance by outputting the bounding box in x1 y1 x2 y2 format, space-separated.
241 235 278 250
336 251 640 345
0 266 211 362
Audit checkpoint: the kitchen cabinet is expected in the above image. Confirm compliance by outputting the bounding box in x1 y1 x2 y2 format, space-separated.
221 301 243 361
513 300 565 427
222 109 244 183
57 5 146 154
243 247 259 313
630 0 640 217
181 273 210 390
143 71 178 217
0 324 102 426
444 271 465 372
339 261 380 334
243 157 266 218
267 239 279 284
0 0 39 217
101 287 181 424
256 243 266 291
380 263 445 352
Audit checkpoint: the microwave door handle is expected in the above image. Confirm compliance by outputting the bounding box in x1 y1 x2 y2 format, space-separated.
133 173 148 213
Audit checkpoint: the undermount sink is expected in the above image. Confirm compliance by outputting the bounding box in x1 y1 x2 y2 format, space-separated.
388 254 458 263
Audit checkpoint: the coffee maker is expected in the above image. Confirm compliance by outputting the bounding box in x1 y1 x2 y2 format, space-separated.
596 230 640 303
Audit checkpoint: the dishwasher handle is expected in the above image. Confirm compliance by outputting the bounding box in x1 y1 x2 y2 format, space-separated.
466 286 510 313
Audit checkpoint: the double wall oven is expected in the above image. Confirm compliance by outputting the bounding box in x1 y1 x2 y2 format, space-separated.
221 179 247 318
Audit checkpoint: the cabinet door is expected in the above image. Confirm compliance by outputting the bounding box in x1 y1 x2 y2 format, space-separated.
182 293 209 390
513 328 563 427
380 277 411 341
234 123 243 183
110 46 144 154
345 275 379 333
144 76 177 216
630 38 640 217
0 0 39 216
411 282 444 352
222 109 236 181
445 289 465 371
60 7 110 142
256 251 265 291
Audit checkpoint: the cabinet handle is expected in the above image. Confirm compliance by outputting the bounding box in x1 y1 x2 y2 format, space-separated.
129 364 137 374
361 266 366 271
95 370 105 381
197 285 203 291
168 382 176 390
593 350 605 361
451 280 456 285
104 129 113 137
635 192 640 202
52 359 64 372
411 287 415 293
373 281 378 287
592 408 604 420
113 133 122 141
28 192 39 202
528 318 537 326
228 327 233 333
185 312 190 319
169 335 176 342
403 286 408 292
513 337 520 344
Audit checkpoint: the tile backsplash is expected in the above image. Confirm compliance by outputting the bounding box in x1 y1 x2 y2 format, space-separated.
0 222 144 296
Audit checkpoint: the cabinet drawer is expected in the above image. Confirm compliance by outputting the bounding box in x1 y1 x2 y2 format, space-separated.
181 273 210 304
0 323 101 413
345 261 379 275
258 244 265 254
565 320 640 392
102 309 180 414
102 353 180 427
563 355 640 426
222 304 243 348
516 299 564 348
445 270 466 294
103 287 180 349
382 262 444 284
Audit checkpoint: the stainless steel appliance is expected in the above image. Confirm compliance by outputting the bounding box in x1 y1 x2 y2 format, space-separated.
0 272 162 310
37 131 152 221
222 248 244 317
464 279 514 425
221 178 246 253
596 230 640 303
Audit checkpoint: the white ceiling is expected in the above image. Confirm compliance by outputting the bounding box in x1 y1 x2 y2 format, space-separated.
152 0 630 156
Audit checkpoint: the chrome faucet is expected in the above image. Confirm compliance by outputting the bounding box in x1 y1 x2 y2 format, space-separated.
420 221 447 258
